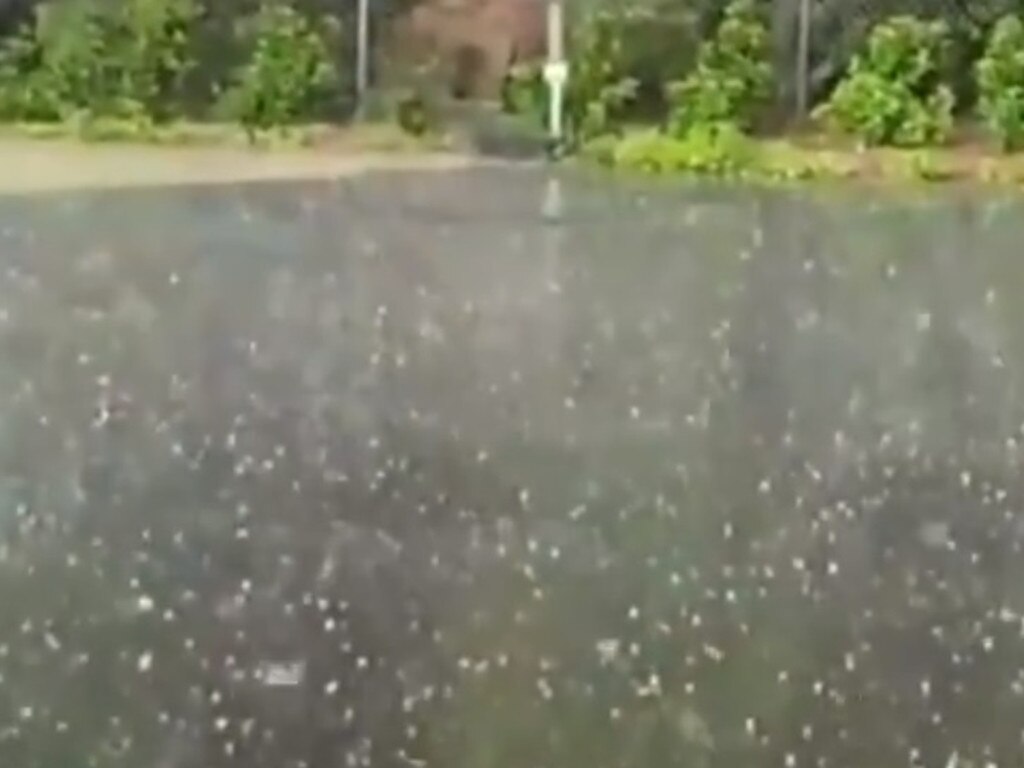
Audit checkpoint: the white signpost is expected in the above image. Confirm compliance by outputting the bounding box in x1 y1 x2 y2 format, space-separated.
544 0 568 152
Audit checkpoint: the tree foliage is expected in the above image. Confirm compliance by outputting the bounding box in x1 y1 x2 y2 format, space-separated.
0 0 344 130
976 13 1024 150
218 1 338 131
666 0 772 136
0 0 200 122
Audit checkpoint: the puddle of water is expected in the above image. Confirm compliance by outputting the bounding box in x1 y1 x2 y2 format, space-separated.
0 169 1023 767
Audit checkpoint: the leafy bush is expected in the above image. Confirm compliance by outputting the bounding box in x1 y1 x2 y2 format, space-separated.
0 24 49 119
501 61 545 119
585 2 698 121
577 132 620 166
817 16 955 147
114 0 201 119
666 0 771 137
976 14 1024 151
219 2 338 131
0 3 121 121
395 89 434 136
606 122 756 176
907 149 956 180
0 0 199 123
557 7 638 143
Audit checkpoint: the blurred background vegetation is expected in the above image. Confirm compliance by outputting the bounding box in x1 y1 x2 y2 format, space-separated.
2 0 1024 157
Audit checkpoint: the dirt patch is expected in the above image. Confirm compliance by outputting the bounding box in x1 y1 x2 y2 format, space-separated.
0 138 480 195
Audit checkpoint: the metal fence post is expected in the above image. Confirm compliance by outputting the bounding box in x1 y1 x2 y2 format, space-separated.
356 0 371 117
796 0 812 117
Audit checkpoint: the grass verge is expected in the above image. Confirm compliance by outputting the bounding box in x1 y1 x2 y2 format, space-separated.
582 128 1024 187
0 118 449 153
6 116 1023 189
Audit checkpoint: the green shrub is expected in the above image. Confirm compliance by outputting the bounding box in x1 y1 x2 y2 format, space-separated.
0 0 199 123
908 149 956 180
977 14 1024 151
0 24 49 120
0 4 105 121
501 61 545 119
563 7 638 143
610 122 756 176
616 4 699 120
666 0 771 137
817 16 954 147
113 0 201 119
578 133 620 166
219 2 339 131
395 89 434 136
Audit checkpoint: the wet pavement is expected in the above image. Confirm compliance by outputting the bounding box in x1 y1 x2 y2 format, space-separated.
2 169 1024 768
